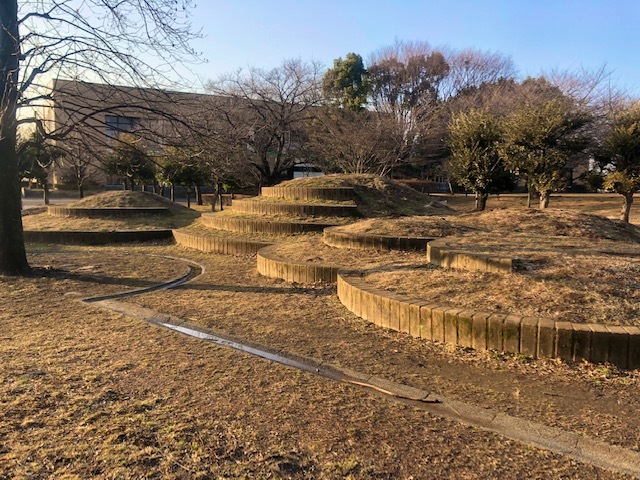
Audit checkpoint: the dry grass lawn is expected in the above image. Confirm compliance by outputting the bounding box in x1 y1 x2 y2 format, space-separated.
2 245 626 478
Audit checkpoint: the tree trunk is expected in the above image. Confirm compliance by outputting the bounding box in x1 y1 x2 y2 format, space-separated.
170 184 175 202
217 181 224 212
539 191 550 209
43 182 50 205
0 1 29 274
621 192 634 223
475 191 488 211
186 187 191 209
195 184 203 205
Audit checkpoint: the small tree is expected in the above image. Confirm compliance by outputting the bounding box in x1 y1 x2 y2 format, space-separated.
104 134 155 190
596 101 640 222
447 109 508 211
18 131 63 204
500 99 590 208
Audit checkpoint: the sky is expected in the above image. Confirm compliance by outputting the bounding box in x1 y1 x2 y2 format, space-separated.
185 0 640 96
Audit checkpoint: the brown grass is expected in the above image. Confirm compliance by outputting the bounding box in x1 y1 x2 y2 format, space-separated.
278 174 452 217
336 208 640 242
2 245 624 478
68 190 192 213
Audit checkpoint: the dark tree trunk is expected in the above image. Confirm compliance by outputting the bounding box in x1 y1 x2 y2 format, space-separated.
621 192 634 223
186 187 191 209
194 184 203 206
217 181 223 211
0 1 29 274
475 191 488 211
43 182 50 205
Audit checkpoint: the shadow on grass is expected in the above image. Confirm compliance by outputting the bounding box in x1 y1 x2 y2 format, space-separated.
174 282 336 296
27 267 161 289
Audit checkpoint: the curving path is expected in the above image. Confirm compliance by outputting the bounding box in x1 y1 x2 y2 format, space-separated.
76 252 640 478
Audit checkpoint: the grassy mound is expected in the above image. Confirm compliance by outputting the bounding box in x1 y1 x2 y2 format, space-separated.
69 191 191 213
336 208 640 242
278 174 451 217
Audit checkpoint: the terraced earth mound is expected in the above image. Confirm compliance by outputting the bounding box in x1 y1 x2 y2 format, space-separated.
23 191 199 231
276 174 451 217
68 190 191 213
334 208 640 242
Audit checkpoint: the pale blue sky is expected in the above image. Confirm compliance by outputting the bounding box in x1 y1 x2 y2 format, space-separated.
187 0 640 95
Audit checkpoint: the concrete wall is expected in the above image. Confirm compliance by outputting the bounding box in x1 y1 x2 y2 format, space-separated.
261 186 356 202
231 200 359 217
201 214 334 235
337 272 640 370
48 206 169 218
173 230 272 256
257 245 339 284
323 227 434 251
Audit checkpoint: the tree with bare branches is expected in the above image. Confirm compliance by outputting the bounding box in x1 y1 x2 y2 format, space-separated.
0 0 199 274
206 59 323 186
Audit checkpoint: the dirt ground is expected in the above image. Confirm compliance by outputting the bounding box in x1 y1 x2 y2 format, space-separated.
1 243 636 478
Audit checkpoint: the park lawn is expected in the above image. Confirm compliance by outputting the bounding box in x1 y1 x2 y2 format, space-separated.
1 245 623 479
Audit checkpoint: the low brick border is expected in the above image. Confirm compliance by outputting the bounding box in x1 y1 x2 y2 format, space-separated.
337 271 640 370
172 230 273 256
323 226 435 251
201 214 336 235
48 206 170 218
427 238 515 273
231 199 359 218
24 229 173 245
257 245 339 284
261 186 356 202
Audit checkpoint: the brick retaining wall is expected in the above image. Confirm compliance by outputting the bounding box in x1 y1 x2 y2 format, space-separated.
261 186 356 201
231 199 359 217
173 230 272 255
48 206 170 218
201 214 335 235
337 272 640 370
257 245 339 283
323 226 435 251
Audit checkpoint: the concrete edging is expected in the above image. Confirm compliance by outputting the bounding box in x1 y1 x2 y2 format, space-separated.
427 237 515 273
201 214 336 235
172 229 273 256
323 226 435 251
48 206 170 218
257 245 339 284
231 199 359 218
261 186 356 202
337 271 640 370
24 229 174 245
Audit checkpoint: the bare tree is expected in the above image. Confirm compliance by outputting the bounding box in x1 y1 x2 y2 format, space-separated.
206 59 323 186
0 0 200 274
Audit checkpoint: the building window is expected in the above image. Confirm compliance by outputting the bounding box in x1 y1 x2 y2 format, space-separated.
105 115 139 138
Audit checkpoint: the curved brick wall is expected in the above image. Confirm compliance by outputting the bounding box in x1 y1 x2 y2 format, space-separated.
257 245 339 284
48 206 169 218
323 226 435 251
427 238 514 273
231 199 359 218
23 229 173 245
201 214 336 235
337 272 640 370
173 230 272 256
261 186 356 202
